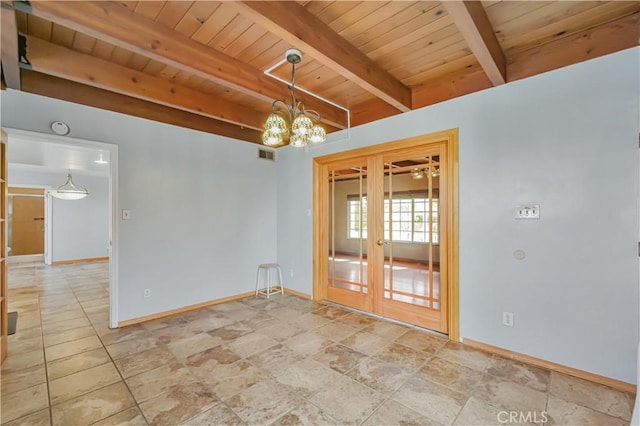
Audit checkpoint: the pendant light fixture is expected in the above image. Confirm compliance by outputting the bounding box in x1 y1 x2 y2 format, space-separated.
262 49 326 148
411 165 440 180
50 172 88 200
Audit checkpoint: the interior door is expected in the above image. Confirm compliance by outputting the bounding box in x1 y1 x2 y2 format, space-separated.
9 191 45 256
378 147 447 332
326 157 372 312
319 140 449 333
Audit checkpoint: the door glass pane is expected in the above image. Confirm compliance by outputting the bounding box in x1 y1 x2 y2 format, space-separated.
328 164 368 293
384 156 440 309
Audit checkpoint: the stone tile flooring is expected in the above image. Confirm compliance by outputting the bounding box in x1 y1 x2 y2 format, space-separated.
1 262 634 425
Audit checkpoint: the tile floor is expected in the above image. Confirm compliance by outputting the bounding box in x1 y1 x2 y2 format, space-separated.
1 262 634 425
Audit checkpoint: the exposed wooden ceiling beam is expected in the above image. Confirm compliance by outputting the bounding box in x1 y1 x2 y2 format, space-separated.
413 66 493 109
24 35 265 131
353 67 493 126
508 12 639 83
15 0 347 130
236 1 412 113
21 70 263 145
442 1 506 86
1 2 21 89
412 13 639 111
351 98 402 127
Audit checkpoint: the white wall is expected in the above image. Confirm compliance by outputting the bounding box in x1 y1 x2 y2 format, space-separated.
276 47 640 384
8 168 109 262
1 91 278 322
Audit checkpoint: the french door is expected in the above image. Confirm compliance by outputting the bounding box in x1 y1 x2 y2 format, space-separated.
314 130 458 335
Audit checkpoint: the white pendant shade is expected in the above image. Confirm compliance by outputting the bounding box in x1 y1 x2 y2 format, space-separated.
50 172 88 200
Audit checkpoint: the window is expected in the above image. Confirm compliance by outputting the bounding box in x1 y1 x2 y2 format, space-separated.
348 196 367 239
348 192 438 244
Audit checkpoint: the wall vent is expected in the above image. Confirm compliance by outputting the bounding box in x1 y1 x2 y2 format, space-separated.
258 148 275 161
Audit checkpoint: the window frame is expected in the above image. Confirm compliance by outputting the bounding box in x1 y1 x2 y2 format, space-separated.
347 191 439 245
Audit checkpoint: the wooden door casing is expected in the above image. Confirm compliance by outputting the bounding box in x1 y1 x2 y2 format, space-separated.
1 130 8 363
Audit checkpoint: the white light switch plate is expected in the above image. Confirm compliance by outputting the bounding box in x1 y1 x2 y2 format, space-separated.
122 209 131 220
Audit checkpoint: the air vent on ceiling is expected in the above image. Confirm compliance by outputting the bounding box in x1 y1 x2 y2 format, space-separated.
258 148 275 161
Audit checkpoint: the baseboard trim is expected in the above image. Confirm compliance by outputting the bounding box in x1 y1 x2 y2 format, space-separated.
463 338 636 394
118 291 255 327
284 288 312 299
52 256 109 265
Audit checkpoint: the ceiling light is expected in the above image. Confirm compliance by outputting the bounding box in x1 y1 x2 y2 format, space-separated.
262 49 326 148
50 172 88 200
411 166 440 180
94 153 108 164
50 121 70 136
411 168 425 180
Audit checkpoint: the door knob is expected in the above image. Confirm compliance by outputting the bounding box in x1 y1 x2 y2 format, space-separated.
376 239 388 246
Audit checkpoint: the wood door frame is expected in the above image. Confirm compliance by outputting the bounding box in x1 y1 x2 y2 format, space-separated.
1 130 7 363
313 128 460 341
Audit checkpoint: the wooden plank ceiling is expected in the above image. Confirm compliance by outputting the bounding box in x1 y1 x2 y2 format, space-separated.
1 1 638 145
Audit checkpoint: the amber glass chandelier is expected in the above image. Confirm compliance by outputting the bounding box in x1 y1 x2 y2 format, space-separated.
411 165 440 180
262 49 326 148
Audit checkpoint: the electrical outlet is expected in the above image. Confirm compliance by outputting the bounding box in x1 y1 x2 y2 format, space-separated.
144 288 151 298
289 269 294 278
515 204 540 219
502 311 514 327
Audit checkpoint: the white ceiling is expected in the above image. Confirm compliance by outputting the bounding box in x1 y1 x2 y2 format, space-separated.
6 132 110 176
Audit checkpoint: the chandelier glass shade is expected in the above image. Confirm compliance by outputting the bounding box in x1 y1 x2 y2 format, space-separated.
262 49 326 148
411 165 440 180
50 172 88 200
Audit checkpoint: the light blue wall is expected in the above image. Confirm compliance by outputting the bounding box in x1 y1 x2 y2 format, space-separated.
1 47 637 384
1 91 278 322
275 47 640 383
8 168 109 262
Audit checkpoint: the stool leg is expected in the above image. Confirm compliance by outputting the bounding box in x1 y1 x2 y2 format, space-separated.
277 267 284 295
255 267 261 297
266 268 272 298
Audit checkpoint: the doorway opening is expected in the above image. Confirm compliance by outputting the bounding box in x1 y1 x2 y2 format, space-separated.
313 129 459 340
3 128 119 328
